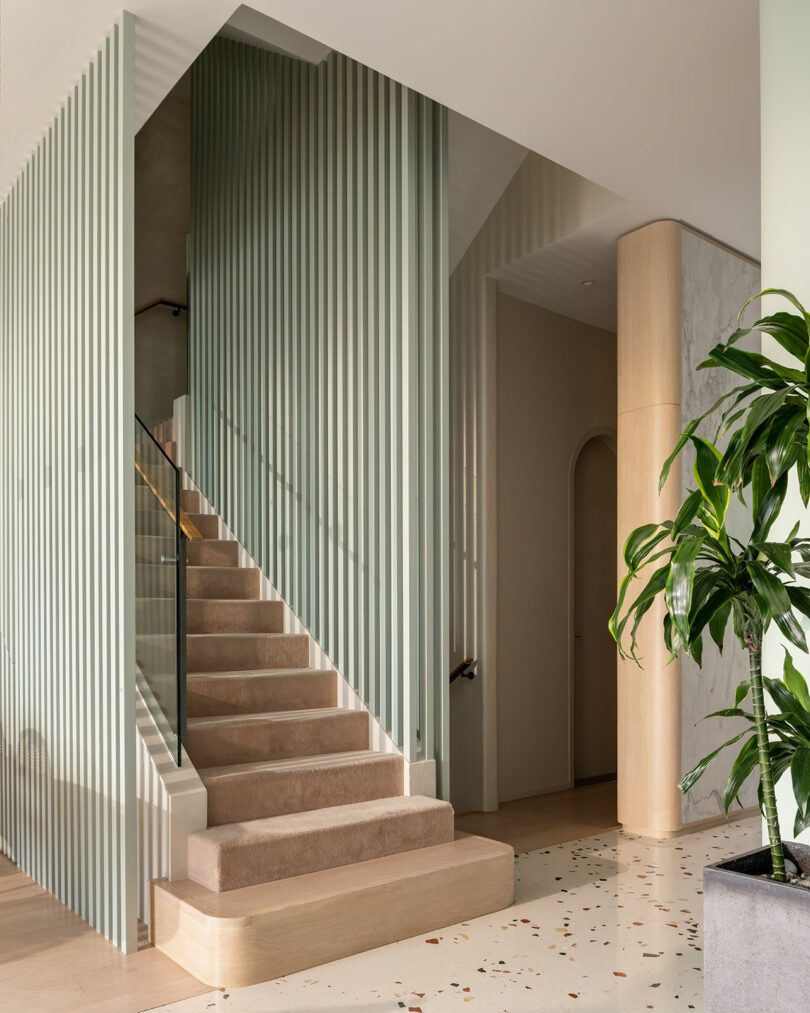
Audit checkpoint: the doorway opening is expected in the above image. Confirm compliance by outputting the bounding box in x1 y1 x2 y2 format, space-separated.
573 434 617 788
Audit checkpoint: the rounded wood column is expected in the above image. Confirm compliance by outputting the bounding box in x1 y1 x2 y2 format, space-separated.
616 220 683 837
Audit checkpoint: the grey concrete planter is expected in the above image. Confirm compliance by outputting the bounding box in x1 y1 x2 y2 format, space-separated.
704 842 810 1012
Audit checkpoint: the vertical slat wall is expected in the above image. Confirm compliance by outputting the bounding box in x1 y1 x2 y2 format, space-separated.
190 39 449 793
0 16 136 951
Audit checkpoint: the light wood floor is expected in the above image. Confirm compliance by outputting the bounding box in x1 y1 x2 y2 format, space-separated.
0 853 208 1012
454 780 618 853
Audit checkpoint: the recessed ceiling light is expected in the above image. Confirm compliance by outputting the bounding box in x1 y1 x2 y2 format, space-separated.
580 279 596 287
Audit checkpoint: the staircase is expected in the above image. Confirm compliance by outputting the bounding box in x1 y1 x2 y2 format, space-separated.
148 418 514 987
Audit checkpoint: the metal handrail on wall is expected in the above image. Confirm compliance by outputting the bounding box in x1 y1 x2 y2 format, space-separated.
135 298 188 318
134 414 189 765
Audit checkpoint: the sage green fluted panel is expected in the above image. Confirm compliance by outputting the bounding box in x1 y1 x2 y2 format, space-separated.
0 15 136 951
190 39 448 791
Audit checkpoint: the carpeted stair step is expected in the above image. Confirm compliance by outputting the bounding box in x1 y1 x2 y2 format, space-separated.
200 749 403 826
187 668 335 717
186 513 220 539
180 489 201 513
186 565 259 600
186 795 455 892
186 707 369 768
186 632 309 672
187 599 283 635
186 539 239 567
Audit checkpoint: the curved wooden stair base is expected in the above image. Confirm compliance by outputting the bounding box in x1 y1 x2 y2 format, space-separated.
150 833 514 988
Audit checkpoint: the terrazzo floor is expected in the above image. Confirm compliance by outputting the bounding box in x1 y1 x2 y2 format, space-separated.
146 814 758 1013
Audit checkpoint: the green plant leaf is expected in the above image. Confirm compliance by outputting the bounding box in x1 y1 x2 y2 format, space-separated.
678 731 748 795
784 649 810 712
735 680 751 706
746 561 791 615
774 612 808 654
708 598 732 651
692 437 729 528
752 472 788 542
722 736 759 812
672 490 703 538
664 536 703 643
752 541 796 578
623 523 662 570
795 808 810 838
791 747 810 819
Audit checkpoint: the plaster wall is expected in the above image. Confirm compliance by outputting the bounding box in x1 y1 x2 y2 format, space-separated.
679 228 760 825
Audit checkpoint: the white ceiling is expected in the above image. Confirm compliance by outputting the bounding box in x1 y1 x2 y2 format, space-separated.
0 0 761 329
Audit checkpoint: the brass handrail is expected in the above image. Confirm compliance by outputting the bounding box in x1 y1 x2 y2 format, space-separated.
134 453 203 541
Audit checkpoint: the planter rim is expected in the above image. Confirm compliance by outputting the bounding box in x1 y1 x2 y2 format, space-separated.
705 841 810 895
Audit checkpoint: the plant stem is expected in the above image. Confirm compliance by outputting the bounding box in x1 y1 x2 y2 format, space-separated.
748 637 786 882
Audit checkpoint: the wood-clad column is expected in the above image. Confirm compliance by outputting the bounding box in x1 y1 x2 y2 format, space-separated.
616 220 683 837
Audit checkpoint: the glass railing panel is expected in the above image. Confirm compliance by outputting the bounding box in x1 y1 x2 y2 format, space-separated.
134 415 184 766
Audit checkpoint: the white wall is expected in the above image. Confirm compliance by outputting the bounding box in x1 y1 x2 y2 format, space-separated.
760 0 810 845
495 294 616 803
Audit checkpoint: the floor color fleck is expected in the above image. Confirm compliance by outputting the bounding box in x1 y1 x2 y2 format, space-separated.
146 815 758 1013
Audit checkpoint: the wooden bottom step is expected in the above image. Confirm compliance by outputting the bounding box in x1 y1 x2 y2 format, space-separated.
150 833 514 987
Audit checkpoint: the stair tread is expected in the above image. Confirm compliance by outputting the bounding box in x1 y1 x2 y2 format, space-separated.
188 707 359 727
160 834 512 917
199 748 397 779
186 565 252 573
189 667 333 681
187 632 302 640
191 795 450 844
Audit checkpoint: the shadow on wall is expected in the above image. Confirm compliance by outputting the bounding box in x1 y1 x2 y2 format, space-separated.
0 726 124 965
135 71 191 427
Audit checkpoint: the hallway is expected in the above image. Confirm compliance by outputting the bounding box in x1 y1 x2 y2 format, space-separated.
455 781 618 853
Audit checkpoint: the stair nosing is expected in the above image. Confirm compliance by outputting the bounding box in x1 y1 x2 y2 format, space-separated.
188 667 334 679
187 707 365 727
199 749 398 779
191 795 450 840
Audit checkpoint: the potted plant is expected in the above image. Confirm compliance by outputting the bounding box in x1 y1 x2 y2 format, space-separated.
611 289 810 1011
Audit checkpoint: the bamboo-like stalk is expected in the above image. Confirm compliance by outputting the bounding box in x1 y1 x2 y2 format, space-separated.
748 633 786 882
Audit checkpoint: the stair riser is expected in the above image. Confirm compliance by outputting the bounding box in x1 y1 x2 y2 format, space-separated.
136 535 176 564
186 567 260 600
186 514 220 539
186 711 369 768
188 670 335 717
188 803 454 892
187 634 309 673
136 599 176 634
187 599 283 634
186 540 239 567
180 489 201 513
204 754 403 826
136 563 179 598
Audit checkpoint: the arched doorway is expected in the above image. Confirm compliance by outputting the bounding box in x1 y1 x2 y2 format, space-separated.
573 435 617 785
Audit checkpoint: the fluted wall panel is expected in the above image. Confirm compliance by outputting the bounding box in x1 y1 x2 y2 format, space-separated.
0 15 136 950
189 40 449 791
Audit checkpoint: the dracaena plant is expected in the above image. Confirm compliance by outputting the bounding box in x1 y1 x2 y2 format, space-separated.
684 648 810 847
610 433 810 883
664 288 810 505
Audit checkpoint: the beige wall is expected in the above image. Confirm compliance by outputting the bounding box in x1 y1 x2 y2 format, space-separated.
496 293 616 803
134 74 190 427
